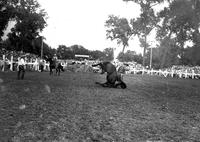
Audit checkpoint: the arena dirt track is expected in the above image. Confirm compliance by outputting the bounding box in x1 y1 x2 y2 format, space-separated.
0 71 200 142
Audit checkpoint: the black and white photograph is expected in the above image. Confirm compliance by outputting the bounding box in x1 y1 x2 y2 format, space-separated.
1 0 200 141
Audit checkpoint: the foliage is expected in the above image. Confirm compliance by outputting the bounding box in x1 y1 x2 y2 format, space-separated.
156 0 200 67
122 0 164 66
90 50 106 60
181 45 200 66
0 0 18 39
117 50 143 63
70 45 90 55
157 0 200 45
121 0 200 68
105 15 132 53
56 44 108 60
57 45 74 59
103 47 114 61
0 0 47 53
1 36 55 59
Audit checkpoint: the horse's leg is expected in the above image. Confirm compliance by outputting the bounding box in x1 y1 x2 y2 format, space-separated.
115 73 127 89
106 73 117 88
95 82 109 87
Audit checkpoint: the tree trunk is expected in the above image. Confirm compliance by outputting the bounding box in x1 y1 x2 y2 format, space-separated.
160 32 172 68
142 31 147 67
142 46 146 67
122 45 126 53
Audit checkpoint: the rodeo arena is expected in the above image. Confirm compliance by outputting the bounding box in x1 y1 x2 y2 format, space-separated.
1 50 200 141
2 0 200 141
1 50 200 79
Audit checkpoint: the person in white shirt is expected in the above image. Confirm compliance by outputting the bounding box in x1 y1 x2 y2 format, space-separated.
17 56 26 80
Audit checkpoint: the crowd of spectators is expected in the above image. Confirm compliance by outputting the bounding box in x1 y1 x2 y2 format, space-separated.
1 51 200 79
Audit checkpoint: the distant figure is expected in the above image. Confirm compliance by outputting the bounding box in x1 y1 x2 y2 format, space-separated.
39 59 44 72
17 56 26 80
33 58 39 71
47 57 64 76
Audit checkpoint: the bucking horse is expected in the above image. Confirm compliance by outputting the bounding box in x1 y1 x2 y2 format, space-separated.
92 61 127 89
47 58 64 76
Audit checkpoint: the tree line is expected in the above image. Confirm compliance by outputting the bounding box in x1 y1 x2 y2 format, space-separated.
1 0 200 68
105 0 200 68
0 0 143 62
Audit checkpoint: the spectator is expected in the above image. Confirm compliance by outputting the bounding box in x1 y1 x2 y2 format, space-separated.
39 59 44 72
17 56 26 80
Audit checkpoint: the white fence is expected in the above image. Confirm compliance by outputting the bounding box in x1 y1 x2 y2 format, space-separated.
127 68 200 79
1 54 200 79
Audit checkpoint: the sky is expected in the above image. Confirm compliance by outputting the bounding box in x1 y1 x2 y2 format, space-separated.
3 0 164 57
37 0 144 56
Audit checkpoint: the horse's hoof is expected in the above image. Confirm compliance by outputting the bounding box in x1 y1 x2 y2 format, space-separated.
120 84 127 89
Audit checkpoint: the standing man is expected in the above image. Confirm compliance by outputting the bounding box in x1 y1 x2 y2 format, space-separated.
40 59 44 72
17 56 26 80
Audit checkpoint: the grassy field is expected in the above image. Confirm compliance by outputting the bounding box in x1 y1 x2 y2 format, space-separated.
0 71 200 142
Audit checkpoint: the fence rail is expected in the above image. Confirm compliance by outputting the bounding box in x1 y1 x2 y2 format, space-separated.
127 68 200 79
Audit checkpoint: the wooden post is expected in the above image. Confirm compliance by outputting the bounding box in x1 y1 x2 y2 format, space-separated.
41 37 43 59
150 47 152 69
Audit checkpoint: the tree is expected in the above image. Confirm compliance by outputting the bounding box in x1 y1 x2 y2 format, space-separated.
0 0 19 39
57 45 74 59
90 50 105 60
155 0 200 67
103 47 114 61
1 38 12 50
105 15 132 53
1 0 47 53
117 50 135 62
70 44 90 55
117 50 143 63
181 45 200 66
123 0 164 66
42 43 55 59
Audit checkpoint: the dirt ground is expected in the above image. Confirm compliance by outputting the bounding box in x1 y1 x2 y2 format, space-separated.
0 71 200 142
